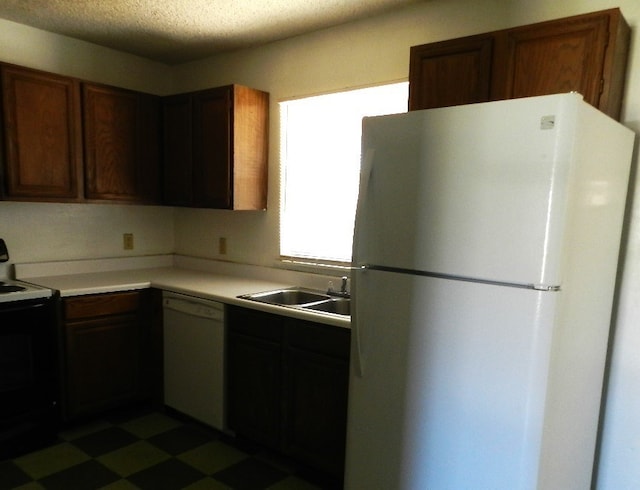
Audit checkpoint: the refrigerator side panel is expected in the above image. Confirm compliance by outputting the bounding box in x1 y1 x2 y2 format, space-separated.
536 101 635 489
345 269 559 490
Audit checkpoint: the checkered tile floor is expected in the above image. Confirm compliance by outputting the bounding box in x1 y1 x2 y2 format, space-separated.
0 407 337 489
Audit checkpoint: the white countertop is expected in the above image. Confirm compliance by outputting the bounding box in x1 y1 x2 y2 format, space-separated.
16 255 351 329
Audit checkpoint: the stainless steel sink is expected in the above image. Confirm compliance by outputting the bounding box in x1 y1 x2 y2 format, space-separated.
239 288 331 306
239 287 350 317
303 298 350 316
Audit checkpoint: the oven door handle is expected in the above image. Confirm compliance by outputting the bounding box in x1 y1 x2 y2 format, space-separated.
0 298 50 313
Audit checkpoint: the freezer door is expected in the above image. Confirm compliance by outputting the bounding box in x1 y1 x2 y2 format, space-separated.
353 93 632 287
345 269 559 490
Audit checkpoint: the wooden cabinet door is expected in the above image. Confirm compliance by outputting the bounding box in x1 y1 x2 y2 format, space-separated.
408 9 629 119
1 65 83 200
409 35 493 111
192 87 233 208
162 94 193 206
227 307 283 449
63 291 152 420
496 10 626 118
83 83 160 203
65 315 141 418
283 320 350 477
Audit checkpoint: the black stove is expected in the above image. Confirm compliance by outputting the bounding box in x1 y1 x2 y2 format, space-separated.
0 238 58 459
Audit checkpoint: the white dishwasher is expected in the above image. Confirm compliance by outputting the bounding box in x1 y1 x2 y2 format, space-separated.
163 291 226 431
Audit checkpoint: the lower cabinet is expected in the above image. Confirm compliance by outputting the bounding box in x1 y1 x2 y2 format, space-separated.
227 307 283 447
227 306 350 479
61 289 159 420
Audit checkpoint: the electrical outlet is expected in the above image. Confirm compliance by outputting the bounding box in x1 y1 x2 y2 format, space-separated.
123 233 134 250
219 237 227 255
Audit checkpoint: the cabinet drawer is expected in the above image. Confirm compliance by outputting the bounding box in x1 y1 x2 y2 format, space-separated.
285 320 350 360
227 306 282 342
64 291 141 320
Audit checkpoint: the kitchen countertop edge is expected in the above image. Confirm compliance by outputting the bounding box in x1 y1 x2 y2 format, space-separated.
20 264 351 329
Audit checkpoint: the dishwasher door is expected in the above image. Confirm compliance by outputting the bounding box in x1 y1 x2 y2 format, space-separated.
162 291 226 431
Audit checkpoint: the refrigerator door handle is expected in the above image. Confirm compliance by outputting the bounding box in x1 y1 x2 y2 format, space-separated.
352 266 366 377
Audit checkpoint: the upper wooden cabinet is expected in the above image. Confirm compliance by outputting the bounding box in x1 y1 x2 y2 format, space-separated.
163 84 269 210
1 65 268 208
0 65 161 204
83 83 161 203
0 65 83 201
408 34 494 111
409 8 630 120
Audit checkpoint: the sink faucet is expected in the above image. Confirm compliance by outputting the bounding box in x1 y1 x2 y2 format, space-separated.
328 276 350 297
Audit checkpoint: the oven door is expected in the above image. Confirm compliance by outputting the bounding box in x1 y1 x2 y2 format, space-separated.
0 295 59 458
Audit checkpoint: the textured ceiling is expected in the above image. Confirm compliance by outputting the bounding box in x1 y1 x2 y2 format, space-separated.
0 0 422 64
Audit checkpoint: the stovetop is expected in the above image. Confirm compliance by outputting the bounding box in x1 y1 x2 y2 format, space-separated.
0 240 54 303
0 278 53 303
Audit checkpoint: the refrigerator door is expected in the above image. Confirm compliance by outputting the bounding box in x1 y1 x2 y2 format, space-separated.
353 93 627 288
345 269 559 490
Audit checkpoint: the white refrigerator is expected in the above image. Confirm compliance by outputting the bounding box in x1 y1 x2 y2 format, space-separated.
344 93 635 490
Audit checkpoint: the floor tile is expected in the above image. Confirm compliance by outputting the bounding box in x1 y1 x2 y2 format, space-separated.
72 426 139 457
212 457 289 490
267 475 324 489
36 460 120 490
0 460 31 490
104 404 155 425
127 457 205 490
98 440 171 477
58 419 113 442
98 479 141 490
1 409 334 490
183 477 233 489
178 440 248 475
120 412 183 439
11 483 45 490
147 423 216 455
12 442 90 479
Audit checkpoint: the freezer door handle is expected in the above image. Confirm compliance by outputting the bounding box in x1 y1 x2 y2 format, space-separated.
352 149 375 264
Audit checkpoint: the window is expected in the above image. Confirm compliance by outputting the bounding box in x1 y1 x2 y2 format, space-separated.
280 82 408 265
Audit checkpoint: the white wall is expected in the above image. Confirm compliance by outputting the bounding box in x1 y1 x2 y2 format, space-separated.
0 1 639 487
0 18 173 93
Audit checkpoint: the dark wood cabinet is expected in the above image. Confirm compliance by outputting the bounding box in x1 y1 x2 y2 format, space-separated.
0 64 83 200
62 290 155 420
1 62 265 208
409 35 494 111
162 93 193 206
83 83 161 203
227 306 350 478
409 8 630 119
0 65 161 204
227 306 283 448
163 84 269 210
283 318 350 477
